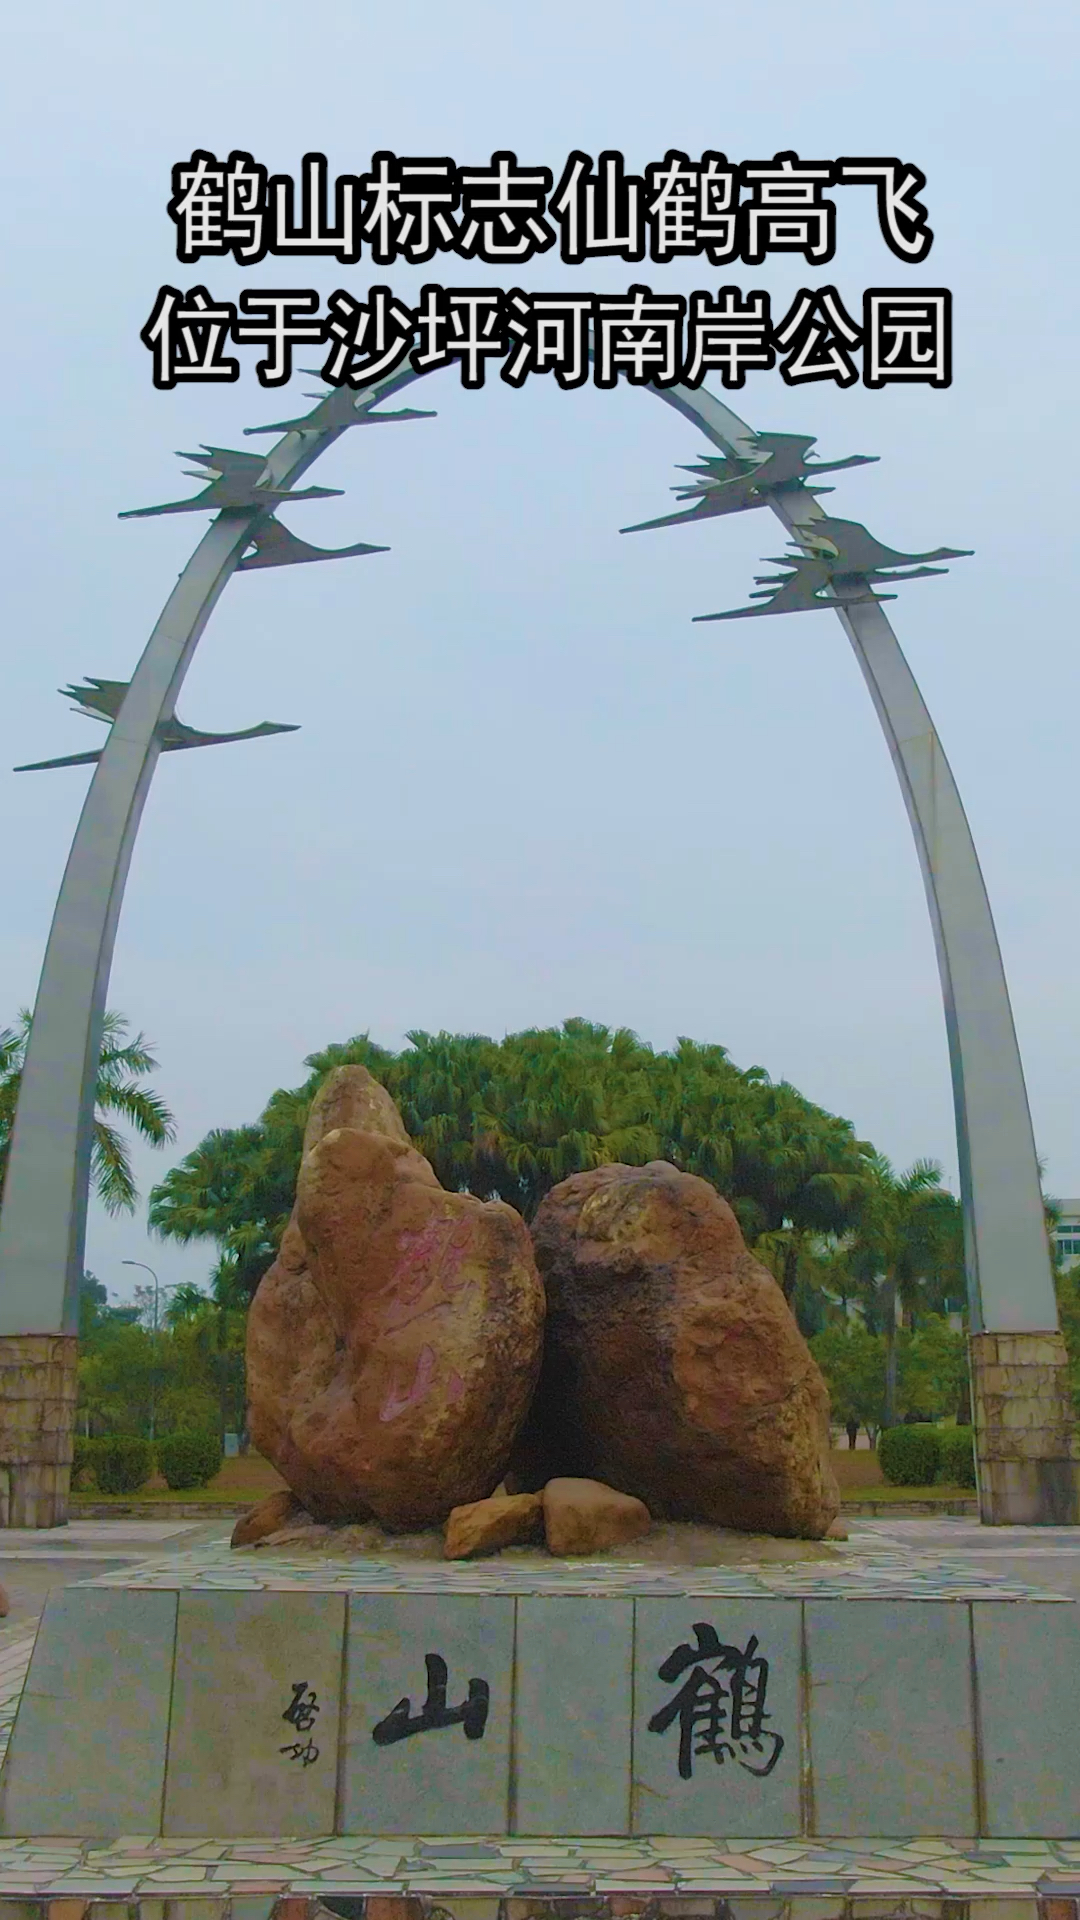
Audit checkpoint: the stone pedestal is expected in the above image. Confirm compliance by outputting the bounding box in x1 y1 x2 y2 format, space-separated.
4 1551 1079 1840
970 1330 1080 1525
0 1333 78 1527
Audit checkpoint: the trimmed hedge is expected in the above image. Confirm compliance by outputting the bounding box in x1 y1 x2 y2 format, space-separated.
878 1423 942 1487
71 1434 99 1490
937 1425 977 1488
156 1430 224 1490
94 1433 153 1494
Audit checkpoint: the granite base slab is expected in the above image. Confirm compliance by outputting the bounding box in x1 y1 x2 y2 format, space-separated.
1 1551 1076 1842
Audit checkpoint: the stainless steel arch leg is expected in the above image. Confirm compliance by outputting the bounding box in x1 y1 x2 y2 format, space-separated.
0 378 394 1524
655 381 1077 1523
839 595 1078 1522
0 515 256 1521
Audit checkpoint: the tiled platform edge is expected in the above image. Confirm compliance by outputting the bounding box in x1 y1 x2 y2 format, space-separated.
3 1580 1079 1839
3 1869 1080 1918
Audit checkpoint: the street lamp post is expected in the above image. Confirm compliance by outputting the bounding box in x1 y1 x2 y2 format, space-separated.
121 1261 178 1445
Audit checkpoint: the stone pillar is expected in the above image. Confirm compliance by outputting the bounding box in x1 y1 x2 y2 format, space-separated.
970 1330 1080 1524
0 1333 78 1527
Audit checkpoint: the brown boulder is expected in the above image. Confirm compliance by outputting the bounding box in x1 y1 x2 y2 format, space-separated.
257 1523 337 1549
444 1491 544 1559
246 1066 546 1531
543 1477 652 1555
231 1489 312 1548
516 1162 840 1539
0 1583 7 1618
300 1065 414 1151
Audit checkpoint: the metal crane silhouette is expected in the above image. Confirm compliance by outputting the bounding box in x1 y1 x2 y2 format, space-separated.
14 677 299 773
694 515 973 621
620 431 878 534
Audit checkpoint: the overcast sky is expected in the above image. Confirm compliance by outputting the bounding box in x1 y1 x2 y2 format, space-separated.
3 1 1077 1307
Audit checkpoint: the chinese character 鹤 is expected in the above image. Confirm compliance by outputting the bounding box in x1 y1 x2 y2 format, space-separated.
647 1624 784 1781
646 149 738 263
168 149 268 263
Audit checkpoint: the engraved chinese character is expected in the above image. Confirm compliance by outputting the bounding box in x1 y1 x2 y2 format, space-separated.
372 1653 490 1745
648 1624 784 1780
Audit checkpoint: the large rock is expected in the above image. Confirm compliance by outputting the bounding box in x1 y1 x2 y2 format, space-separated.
246 1067 546 1531
231 1489 312 1548
515 1162 839 1538
543 1477 652 1554
444 1490 544 1559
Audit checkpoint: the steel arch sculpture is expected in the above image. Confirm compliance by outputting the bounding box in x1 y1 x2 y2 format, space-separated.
0 362 1069 1525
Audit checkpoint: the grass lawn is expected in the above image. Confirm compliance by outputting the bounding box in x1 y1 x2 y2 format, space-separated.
70 1448 973 1511
830 1448 884 1490
72 1450 287 1506
839 1481 974 1503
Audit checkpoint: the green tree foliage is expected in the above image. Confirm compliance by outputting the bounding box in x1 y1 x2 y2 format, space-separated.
1054 1267 1080 1416
79 1271 142 1337
165 1293 248 1446
76 1274 243 1445
0 1010 175 1215
809 1320 887 1442
844 1155 964 1428
812 1310 970 1445
898 1314 971 1423
1044 1191 1080 1415
78 1319 162 1437
149 1020 877 1307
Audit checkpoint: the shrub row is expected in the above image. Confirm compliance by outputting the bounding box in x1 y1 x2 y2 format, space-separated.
877 1422 977 1489
71 1430 224 1493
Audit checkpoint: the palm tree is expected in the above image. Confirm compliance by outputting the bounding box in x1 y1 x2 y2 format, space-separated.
160 1276 247 1444
469 1021 658 1218
0 1009 175 1214
647 1040 874 1303
149 1019 884 1302
162 1281 211 1325
847 1154 962 1427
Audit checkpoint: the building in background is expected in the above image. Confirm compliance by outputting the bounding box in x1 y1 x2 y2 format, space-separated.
1054 1201 1080 1271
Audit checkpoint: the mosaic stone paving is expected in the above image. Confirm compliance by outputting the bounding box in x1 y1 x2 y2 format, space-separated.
0 1833 1078 1897
79 1537 1075 1602
0 1633 34 1775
